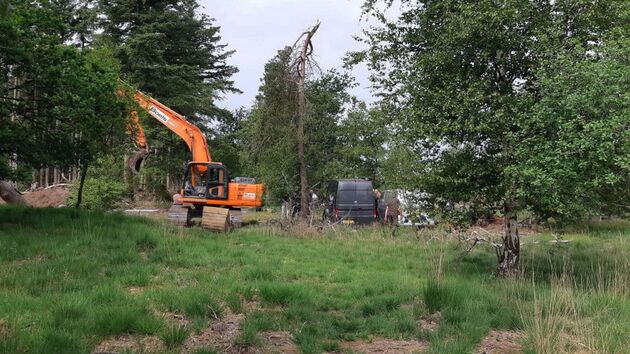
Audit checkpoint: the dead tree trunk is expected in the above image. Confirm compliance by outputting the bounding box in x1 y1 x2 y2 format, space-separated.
0 181 27 205
294 21 320 218
498 201 520 275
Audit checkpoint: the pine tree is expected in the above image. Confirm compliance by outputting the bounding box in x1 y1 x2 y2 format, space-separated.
99 0 239 186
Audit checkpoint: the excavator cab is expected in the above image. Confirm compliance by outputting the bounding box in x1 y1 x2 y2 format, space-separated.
183 162 228 200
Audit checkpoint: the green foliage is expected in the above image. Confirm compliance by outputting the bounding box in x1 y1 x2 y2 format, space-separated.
241 50 363 203
512 37 630 221
100 0 240 181
140 165 175 201
67 176 128 210
0 1 127 181
357 0 629 224
240 48 299 204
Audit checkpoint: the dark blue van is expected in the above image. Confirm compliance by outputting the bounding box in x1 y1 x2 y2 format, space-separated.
325 179 376 225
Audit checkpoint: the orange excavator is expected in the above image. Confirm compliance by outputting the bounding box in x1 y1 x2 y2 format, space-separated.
124 88 264 232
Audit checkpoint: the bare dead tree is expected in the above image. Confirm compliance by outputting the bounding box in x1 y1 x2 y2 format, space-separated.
290 21 320 218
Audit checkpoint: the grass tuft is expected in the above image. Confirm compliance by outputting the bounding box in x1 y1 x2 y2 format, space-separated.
160 325 190 349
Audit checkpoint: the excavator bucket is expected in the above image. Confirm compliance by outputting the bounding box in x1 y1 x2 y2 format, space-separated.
127 149 149 175
201 206 232 232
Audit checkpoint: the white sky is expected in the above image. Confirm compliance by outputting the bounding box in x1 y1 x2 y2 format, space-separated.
199 0 374 111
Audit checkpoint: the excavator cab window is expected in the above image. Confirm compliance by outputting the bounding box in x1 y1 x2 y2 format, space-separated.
183 163 228 200
184 165 207 197
206 164 228 200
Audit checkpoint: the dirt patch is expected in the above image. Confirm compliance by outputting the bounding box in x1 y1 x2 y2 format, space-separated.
340 337 428 353
418 311 442 333
0 320 11 337
23 186 70 207
259 331 299 354
127 286 146 296
183 313 245 353
92 334 164 354
138 251 149 261
10 254 47 267
475 330 524 354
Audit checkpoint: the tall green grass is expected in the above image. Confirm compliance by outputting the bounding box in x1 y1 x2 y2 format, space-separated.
0 206 628 353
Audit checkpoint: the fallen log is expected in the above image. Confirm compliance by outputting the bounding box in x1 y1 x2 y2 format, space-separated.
0 181 27 205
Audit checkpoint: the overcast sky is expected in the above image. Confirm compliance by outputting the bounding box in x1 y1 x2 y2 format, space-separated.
199 0 374 111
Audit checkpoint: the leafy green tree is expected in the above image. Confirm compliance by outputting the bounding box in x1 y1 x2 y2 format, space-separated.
357 0 628 274
512 35 629 221
336 102 387 187
241 48 299 204
242 49 356 205
304 70 355 196
0 1 127 206
99 0 239 187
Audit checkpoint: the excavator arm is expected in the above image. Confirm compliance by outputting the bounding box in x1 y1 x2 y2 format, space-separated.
126 90 213 174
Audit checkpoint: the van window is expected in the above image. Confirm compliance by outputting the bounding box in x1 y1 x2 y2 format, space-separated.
356 190 374 205
337 190 355 204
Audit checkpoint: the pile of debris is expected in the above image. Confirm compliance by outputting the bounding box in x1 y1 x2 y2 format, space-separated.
0 182 70 208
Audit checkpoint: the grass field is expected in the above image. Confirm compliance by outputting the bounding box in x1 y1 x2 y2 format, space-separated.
0 206 629 353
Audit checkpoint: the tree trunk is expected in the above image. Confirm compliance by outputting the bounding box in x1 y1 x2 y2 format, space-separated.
498 201 520 276
0 181 27 205
297 86 309 218
295 22 319 218
75 163 89 208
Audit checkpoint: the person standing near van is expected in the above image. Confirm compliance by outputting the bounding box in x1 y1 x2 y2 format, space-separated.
386 195 401 226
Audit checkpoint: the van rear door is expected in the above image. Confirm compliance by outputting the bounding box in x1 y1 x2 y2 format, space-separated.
336 182 374 225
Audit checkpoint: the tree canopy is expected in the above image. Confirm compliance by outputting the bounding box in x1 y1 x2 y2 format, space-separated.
0 0 126 185
355 0 629 273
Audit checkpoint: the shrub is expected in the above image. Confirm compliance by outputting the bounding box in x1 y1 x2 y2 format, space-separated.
66 176 128 210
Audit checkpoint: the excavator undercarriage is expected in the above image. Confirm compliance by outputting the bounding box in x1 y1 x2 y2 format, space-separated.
167 204 238 232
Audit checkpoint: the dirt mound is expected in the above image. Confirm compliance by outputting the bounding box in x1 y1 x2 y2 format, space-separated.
0 185 70 208
475 330 524 354
93 334 164 354
340 337 428 353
